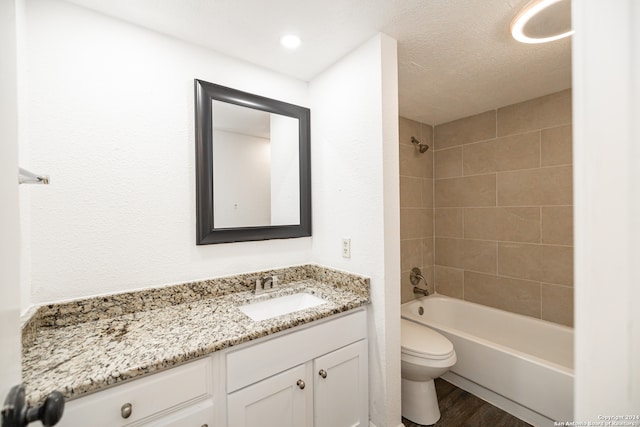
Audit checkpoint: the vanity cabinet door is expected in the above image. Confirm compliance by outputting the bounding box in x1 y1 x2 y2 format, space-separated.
313 339 368 427
227 364 311 427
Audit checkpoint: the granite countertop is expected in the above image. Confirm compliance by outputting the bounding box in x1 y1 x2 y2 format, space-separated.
22 265 370 405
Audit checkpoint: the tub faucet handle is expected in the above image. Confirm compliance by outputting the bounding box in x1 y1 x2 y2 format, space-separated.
410 267 429 296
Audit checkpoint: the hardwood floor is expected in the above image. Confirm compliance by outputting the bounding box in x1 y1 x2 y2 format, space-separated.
402 379 532 427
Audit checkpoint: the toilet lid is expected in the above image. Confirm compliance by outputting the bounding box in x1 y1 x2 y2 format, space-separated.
401 319 454 359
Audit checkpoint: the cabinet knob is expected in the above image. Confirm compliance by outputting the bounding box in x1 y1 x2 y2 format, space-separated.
319 369 328 379
1 385 65 427
120 403 132 419
201 425 208 427
296 379 306 390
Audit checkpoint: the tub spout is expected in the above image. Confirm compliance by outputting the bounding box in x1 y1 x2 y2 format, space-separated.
413 286 429 297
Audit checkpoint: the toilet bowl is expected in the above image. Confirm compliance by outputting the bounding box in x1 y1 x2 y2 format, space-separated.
401 319 457 425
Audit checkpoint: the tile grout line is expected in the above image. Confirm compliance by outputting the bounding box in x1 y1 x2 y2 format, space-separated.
431 163 573 181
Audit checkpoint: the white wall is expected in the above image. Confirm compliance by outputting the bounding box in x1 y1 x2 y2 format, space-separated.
573 0 640 419
22 0 312 304
310 34 401 427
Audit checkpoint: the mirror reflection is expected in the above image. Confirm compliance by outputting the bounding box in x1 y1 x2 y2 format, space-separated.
212 101 300 228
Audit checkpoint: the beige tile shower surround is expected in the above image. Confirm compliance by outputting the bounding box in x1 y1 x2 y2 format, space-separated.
399 117 435 303
399 89 573 327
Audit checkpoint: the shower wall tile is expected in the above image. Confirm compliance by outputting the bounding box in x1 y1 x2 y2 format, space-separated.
400 176 422 208
432 89 573 327
498 243 574 286
497 89 572 137
400 144 431 179
541 124 573 166
463 239 497 274
435 208 463 238
495 207 540 243
434 110 496 149
422 179 434 208
541 284 574 327
400 209 422 240
464 208 497 240
434 146 462 179
463 131 540 175
462 139 496 176
464 271 541 318
422 209 434 238
435 174 496 207
539 165 573 205
493 131 541 171
434 266 464 299
542 206 573 245
540 244 573 286
496 168 541 206
401 239 423 272
497 165 572 206
435 237 463 268
422 237 435 266
497 242 541 281
464 207 540 243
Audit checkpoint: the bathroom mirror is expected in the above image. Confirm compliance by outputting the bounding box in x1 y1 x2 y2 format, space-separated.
194 79 311 244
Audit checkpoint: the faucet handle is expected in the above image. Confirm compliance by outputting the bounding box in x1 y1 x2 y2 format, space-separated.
251 277 264 294
409 267 426 286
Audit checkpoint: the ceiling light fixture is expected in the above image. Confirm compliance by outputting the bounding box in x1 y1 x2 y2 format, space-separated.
280 35 301 50
511 0 574 44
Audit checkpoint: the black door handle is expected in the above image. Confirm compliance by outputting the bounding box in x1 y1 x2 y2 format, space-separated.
1 385 64 427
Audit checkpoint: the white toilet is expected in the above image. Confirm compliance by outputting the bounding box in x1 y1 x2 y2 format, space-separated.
401 319 457 425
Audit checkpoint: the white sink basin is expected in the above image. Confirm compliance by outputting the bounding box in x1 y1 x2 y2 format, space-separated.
239 293 328 321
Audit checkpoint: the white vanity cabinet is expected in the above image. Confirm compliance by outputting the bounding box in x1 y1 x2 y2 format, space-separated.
46 308 368 427
55 358 214 427
224 309 368 427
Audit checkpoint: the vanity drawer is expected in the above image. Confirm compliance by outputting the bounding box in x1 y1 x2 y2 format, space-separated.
58 358 212 427
226 309 367 393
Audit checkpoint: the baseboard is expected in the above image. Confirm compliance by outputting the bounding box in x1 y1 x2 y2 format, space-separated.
368 421 405 427
441 372 555 427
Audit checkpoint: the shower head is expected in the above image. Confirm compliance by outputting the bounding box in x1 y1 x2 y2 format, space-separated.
411 136 429 153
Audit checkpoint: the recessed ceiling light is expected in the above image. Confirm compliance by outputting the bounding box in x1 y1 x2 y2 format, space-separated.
280 34 301 50
511 0 574 44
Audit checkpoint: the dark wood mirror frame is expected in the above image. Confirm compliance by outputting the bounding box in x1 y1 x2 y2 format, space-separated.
194 79 311 244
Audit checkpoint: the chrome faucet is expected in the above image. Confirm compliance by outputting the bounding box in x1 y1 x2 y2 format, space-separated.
255 275 278 295
410 267 429 297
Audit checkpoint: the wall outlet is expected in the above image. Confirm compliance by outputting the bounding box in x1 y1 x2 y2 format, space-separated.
342 238 351 258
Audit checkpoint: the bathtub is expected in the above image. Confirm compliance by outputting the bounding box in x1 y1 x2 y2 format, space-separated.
401 294 573 426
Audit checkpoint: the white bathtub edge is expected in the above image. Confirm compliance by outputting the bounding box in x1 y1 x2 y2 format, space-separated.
441 372 554 427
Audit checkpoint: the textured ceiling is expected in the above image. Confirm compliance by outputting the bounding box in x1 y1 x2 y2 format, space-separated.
63 0 572 125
